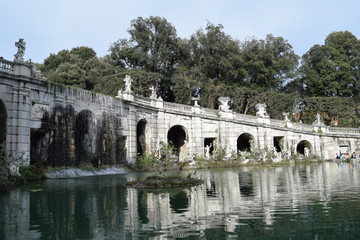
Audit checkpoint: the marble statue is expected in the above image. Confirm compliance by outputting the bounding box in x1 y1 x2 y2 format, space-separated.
204 144 212 159
255 103 269 118
282 112 290 121
312 113 325 126
149 86 156 99
124 75 133 93
14 38 26 62
304 148 309 156
155 137 162 159
218 97 231 111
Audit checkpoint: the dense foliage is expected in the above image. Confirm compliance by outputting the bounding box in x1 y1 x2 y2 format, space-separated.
39 17 360 127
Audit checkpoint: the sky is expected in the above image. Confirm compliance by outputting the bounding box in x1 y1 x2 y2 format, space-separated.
1 0 360 63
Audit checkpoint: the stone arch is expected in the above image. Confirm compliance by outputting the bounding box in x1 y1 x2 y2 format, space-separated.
0 99 6 151
167 125 188 160
237 133 254 152
296 140 312 155
137 119 147 156
75 110 98 166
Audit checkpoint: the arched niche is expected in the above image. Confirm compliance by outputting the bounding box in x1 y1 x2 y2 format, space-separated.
237 133 254 152
75 110 98 166
137 119 147 156
296 140 312 155
167 125 188 157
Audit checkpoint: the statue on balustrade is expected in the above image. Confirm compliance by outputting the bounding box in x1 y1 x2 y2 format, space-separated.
124 75 133 93
218 97 231 111
255 103 269 118
14 38 26 62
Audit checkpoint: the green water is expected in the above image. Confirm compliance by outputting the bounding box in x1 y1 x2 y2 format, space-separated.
1 161 360 239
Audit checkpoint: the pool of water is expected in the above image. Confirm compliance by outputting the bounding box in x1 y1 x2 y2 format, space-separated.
1 161 360 239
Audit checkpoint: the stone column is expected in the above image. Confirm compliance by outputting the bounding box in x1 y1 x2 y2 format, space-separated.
191 114 203 157
256 126 267 151
8 86 31 170
156 111 167 145
127 108 137 164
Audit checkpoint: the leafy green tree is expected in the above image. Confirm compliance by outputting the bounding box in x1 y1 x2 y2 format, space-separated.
41 46 111 90
107 16 183 100
240 34 299 90
300 31 360 97
187 23 245 84
301 97 360 127
171 66 200 104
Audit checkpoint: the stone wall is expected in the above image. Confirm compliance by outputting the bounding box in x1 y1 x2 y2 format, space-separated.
2 60 360 172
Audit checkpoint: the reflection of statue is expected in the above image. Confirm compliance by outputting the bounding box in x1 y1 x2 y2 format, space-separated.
218 97 231 111
255 103 269 118
14 38 26 62
124 75 133 93
204 144 212 159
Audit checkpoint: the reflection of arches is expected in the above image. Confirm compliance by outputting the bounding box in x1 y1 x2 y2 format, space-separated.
75 110 98 166
167 125 188 156
237 133 254 152
239 171 254 197
170 190 188 213
296 140 312 155
0 99 6 151
137 119 147 156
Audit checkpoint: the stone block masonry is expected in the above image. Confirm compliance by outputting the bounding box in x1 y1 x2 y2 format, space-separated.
2 58 360 172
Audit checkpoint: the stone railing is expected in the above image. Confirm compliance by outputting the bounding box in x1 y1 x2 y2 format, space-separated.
201 108 219 117
164 102 193 112
270 118 286 127
0 58 14 72
235 112 258 122
328 127 360 134
134 95 152 105
290 122 315 132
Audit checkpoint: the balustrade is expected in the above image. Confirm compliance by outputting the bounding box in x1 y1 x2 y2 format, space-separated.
328 127 360 134
0 58 14 72
164 102 192 112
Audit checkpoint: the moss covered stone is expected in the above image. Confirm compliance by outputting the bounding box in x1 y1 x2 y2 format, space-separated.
125 175 204 189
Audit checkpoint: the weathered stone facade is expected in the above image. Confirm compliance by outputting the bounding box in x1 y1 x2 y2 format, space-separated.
1 58 360 172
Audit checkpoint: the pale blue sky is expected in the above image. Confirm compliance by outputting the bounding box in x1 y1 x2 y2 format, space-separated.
1 0 359 63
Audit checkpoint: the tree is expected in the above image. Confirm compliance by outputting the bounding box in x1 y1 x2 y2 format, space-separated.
41 46 110 90
107 16 183 100
240 34 299 90
187 23 245 84
300 31 360 97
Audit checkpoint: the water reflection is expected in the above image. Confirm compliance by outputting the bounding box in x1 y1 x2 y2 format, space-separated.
1 161 360 239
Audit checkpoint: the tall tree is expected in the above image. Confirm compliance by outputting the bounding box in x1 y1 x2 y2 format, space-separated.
240 34 299 90
41 46 110 90
108 16 183 100
188 23 245 84
300 31 360 97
